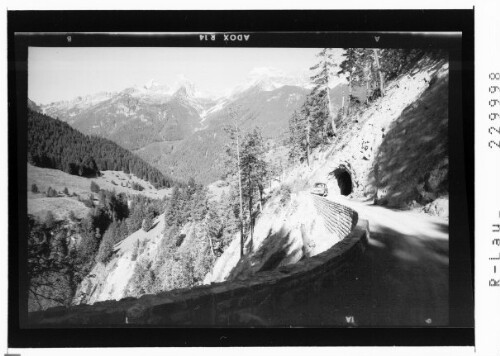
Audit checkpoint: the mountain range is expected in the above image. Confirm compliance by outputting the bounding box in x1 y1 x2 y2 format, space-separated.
32 68 349 184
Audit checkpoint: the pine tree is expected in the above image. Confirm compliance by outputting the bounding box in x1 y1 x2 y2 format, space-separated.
27 108 175 188
239 127 268 250
142 215 153 232
46 186 57 197
96 222 117 264
338 48 365 117
288 110 304 164
90 181 100 193
165 186 180 228
309 48 337 136
201 202 222 257
299 96 314 165
372 48 385 97
223 107 245 258
44 210 56 229
68 210 77 221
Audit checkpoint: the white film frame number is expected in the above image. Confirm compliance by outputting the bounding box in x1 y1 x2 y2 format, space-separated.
489 74 500 149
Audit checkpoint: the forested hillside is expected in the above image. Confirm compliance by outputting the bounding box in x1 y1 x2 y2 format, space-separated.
27 108 176 188
28 189 167 311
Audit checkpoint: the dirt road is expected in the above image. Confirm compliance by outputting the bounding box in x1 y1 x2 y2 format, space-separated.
263 196 449 326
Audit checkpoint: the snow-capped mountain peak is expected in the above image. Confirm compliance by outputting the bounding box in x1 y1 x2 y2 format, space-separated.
171 74 198 98
135 79 170 94
228 67 311 98
144 79 163 90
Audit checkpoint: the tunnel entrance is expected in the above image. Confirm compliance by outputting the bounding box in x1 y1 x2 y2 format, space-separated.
333 168 353 196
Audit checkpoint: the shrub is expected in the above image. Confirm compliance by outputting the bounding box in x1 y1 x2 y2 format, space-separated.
142 216 153 232
278 184 292 206
90 181 100 193
131 182 144 191
68 210 77 221
46 186 57 197
175 233 186 247
131 240 140 261
80 196 94 208
95 230 115 264
44 210 56 229
63 187 69 195
31 183 39 193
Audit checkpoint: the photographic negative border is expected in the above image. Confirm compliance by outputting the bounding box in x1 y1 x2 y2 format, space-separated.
8 9 474 347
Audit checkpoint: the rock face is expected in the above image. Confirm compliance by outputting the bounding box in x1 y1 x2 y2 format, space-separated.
204 192 350 284
73 214 168 305
423 196 449 219
294 57 450 211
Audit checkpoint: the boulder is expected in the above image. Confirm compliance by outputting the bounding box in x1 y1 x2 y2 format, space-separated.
423 197 449 219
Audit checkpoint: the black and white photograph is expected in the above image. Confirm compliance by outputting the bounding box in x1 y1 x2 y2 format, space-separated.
6 9 477 349
24 42 452 326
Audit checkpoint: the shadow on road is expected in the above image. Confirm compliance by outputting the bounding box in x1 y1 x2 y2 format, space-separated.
257 223 448 327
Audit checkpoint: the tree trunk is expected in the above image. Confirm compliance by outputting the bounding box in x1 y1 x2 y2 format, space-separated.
305 120 311 167
239 222 244 258
207 228 215 257
248 189 253 253
234 121 245 258
258 186 264 212
366 81 370 104
347 77 352 117
327 86 336 136
341 95 345 119
373 48 385 97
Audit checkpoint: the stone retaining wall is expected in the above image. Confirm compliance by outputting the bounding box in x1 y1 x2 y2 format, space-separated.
28 197 369 326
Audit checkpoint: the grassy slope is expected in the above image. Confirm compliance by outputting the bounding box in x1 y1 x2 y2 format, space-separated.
28 164 171 220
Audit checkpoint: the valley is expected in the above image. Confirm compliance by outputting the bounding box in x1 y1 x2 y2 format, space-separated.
37 70 348 184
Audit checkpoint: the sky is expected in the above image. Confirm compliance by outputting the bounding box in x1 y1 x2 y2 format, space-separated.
28 47 340 104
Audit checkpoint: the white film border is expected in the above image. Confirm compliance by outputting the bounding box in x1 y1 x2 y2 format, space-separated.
476 1 500 355
1 3 499 356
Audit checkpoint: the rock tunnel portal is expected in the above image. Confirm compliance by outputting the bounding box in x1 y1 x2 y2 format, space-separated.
333 167 353 196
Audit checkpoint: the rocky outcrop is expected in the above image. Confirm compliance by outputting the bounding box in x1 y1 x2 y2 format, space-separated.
204 192 356 283
284 57 449 212
423 196 449 219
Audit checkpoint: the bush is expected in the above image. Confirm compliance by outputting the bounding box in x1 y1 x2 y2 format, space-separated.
142 216 153 232
131 182 144 191
63 187 70 195
95 231 115 264
90 181 100 193
131 240 140 261
31 183 39 193
46 186 57 197
44 210 56 229
79 195 94 208
68 210 77 221
278 184 292 206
